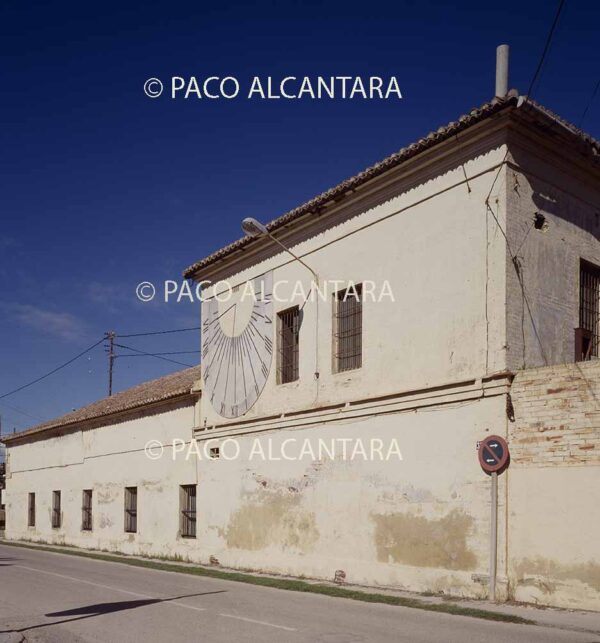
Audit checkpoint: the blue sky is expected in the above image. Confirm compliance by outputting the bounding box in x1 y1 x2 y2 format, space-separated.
0 0 598 433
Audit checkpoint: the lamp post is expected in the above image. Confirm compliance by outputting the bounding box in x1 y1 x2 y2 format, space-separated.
241 217 321 384
241 218 319 286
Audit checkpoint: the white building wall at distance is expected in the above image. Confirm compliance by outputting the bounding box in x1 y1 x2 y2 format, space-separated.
4 400 201 560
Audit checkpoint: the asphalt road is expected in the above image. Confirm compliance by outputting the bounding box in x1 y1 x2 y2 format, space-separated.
0 544 596 643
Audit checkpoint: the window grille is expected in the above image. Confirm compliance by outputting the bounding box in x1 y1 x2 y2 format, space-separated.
180 485 196 538
333 284 363 372
82 489 93 531
577 261 600 360
52 490 61 528
124 487 137 533
28 492 35 527
277 306 300 384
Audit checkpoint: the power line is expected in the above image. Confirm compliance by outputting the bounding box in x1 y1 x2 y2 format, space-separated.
482 2 566 370
116 326 201 338
0 337 105 402
113 343 195 368
579 78 600 129
527 0 567 98
117 350 201 358
0 402 45 422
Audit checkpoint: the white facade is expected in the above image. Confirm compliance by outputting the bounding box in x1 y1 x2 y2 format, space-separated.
5 399 202 559
3 96 600 610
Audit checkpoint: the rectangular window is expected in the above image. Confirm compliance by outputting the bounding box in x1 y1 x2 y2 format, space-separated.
577 260 600 361
180 485 196 538
277 306 300 384
28 492 35 527
333 283 363 372
124 487 137 533
81 489 93 531
52 491 61 529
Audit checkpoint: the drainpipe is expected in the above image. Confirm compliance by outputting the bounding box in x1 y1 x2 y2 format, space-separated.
495 44 510 99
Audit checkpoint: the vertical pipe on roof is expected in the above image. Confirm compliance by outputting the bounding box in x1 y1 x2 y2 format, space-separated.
495 44 510 99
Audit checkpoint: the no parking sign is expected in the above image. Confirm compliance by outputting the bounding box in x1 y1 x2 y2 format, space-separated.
478 435 509 474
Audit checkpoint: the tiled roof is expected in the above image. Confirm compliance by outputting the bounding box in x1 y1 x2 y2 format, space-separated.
183 94 600 279
1 365 202 444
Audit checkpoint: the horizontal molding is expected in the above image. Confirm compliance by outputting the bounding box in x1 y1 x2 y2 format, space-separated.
194 372 513 440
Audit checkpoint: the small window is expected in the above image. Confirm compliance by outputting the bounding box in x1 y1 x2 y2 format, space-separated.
277 306 300 384
52 491 61 529
28 492 35 527
333 283 363 372
124 487 137 533
577 261 600 361
180 485 196 538
81 489 93 531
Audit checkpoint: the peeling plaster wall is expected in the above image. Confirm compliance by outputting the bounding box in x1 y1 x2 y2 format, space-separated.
508 361 600 611
5 387 509 601
196 393 509 599
505 134 600 371
4 399 202 560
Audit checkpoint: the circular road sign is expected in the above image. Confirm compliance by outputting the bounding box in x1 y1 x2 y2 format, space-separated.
478 435 510 474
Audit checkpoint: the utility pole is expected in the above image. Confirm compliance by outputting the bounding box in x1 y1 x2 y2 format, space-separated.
105 331 116 396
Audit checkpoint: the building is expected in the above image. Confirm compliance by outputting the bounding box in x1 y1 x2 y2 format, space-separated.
2 87 600 610
2 368 201 556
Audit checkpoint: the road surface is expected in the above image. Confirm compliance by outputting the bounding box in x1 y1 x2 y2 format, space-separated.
0 544 595 642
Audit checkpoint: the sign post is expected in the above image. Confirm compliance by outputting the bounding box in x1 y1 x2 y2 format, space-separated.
489 471 498 601
478 434 509 602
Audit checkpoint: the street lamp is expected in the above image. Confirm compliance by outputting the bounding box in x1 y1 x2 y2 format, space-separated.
241 217 319 284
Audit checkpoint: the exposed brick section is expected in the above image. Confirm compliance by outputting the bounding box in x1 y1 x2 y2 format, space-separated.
510 361 600 467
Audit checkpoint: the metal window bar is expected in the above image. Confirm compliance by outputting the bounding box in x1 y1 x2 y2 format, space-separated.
277 306 300 384
124 487 137 533
334 284 363 372
579 262 600 359
52 490 61 528
180 485 196 538
28 492 35 527
82 489 92 531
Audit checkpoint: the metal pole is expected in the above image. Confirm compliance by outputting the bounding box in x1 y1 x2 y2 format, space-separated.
266 231 319 286
489 471 498 601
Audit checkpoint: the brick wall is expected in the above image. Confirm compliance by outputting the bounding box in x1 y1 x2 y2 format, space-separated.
510 361 600 467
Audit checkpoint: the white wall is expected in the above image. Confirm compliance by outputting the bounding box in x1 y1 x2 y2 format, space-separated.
193 384 509 597
4 399 201 559
199 135 510 428
505 131 600 370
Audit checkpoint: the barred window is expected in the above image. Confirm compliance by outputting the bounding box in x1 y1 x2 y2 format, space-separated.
52 490 61 529
81 489 93 531
277 306 300 384
577 260 600 361
180 485 196 538
124 487 137 533
28 492 35 527
333 283 363 372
